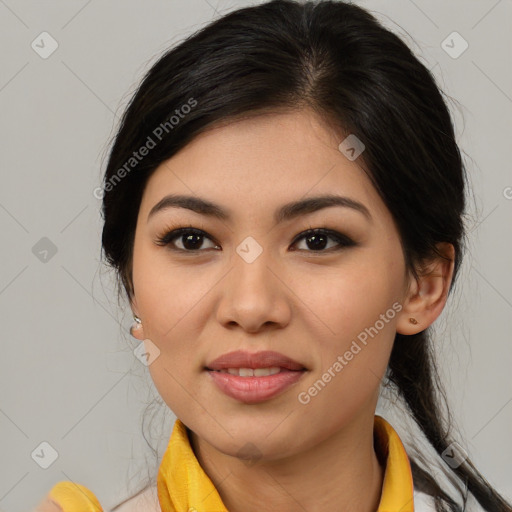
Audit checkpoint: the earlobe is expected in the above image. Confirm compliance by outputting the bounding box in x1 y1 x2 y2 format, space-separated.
129 310 144 340
129 295 145 340
396 243 455 335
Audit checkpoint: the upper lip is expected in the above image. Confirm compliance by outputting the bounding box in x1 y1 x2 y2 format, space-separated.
206 350 306 371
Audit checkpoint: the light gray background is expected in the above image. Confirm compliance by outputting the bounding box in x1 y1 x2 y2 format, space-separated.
1 1 511 511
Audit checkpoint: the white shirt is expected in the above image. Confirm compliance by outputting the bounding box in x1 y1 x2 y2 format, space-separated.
113 486 485 511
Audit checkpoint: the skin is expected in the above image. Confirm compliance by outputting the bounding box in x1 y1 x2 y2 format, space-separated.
33 498 62 512
128 108 454 512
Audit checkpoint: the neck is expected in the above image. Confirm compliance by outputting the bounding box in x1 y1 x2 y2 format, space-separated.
188 408 385 512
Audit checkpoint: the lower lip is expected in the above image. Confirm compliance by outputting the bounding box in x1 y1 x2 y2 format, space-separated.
206 369 306 403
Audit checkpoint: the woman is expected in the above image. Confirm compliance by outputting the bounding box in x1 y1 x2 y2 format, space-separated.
36 0 512 511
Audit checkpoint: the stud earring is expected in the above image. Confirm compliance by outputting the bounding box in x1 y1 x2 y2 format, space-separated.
409 317 418 325
130 314 142 336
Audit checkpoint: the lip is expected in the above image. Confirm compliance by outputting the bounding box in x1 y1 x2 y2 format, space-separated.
205 350 306 371
207 370 306 403
205 350 307 404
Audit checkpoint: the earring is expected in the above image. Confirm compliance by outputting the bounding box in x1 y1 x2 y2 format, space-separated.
130 314 142 336
409 317 419 325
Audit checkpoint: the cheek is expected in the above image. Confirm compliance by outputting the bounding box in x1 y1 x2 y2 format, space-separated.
309 285 397 385
295 273 398 435
296 260 402 341
133 246 214 340
291 255 402 405
131 250 211 402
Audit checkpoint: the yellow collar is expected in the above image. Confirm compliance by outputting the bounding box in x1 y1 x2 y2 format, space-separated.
157 415 415 511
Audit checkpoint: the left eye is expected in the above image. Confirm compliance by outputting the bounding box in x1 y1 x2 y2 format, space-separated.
155 227 355 253
291 228 355 252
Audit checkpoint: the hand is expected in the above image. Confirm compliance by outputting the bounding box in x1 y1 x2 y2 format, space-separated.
32 495 63 512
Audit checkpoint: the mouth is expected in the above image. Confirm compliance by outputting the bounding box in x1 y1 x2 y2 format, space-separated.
206 366 304 376
204 350 307 403
205 367 307 403
205 349 307 372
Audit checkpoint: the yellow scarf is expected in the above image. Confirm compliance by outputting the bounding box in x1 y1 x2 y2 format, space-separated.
48 415 414 511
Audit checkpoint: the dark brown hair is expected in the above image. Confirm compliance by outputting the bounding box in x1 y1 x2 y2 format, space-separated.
100 1 512 510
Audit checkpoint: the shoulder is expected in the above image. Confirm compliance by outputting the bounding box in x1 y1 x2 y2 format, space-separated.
112 485 160 512
413 488 489 512
35 481 102 512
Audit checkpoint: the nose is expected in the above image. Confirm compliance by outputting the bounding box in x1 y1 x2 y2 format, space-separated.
215 244 292 333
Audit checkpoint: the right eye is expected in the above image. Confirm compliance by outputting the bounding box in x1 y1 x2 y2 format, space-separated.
154 227 220 253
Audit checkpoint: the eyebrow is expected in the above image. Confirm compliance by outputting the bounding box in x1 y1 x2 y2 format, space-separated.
147 194 372 223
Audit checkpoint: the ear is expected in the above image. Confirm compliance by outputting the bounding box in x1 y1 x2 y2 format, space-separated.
129 297 145 341
396 242 455 335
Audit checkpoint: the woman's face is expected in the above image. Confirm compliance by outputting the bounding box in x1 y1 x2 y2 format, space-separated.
130 109 411 459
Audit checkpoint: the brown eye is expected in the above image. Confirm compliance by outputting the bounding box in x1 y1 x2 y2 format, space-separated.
291 228 356 252
154 226 355 254
155 228 219 252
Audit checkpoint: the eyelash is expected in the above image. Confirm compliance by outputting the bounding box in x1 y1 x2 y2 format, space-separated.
154 224 356 254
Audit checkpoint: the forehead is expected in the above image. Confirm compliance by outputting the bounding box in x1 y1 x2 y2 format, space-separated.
139 109 386 224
